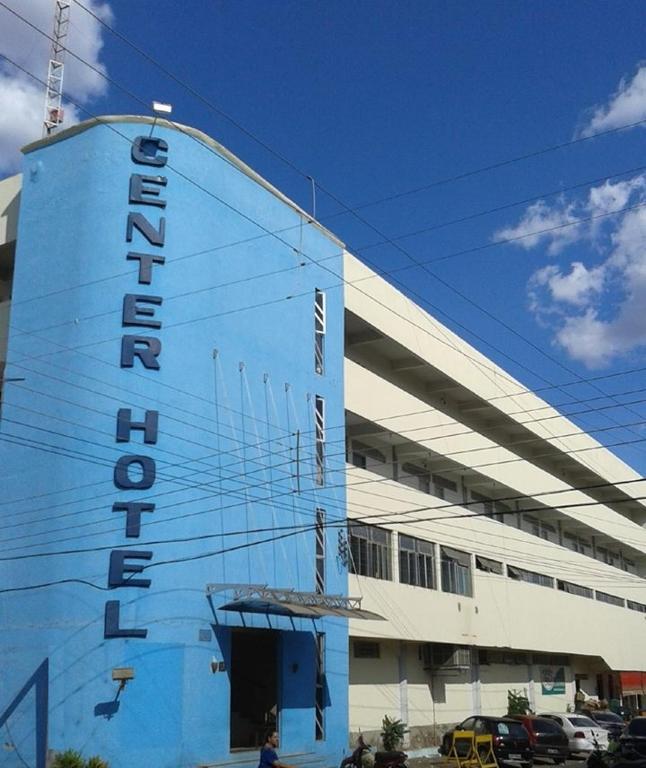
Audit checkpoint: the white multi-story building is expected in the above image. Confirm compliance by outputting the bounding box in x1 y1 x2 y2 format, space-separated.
342 253 646 743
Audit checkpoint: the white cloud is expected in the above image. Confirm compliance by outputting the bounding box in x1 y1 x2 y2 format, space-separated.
0 0 112 175
530 262 606 307
494 175 644 257
498 171 646 368
578 64 646 138
495 198 582 255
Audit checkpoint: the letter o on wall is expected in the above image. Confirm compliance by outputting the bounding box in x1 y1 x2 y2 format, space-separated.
114 455 156 490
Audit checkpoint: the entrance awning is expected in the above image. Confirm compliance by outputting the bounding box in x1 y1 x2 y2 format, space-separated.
620 671 646 695
206 584 385 620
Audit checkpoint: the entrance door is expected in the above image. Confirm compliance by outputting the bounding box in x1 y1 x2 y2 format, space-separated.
230 630 279 750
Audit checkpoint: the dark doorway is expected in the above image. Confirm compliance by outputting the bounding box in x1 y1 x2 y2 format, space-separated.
230 630 279 750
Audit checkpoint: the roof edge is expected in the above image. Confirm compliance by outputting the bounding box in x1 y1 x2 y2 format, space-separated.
22 115 345 248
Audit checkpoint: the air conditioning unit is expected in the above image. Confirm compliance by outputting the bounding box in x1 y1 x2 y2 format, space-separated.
422 643 471 670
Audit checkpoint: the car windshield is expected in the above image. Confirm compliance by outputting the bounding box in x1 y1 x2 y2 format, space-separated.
628 720 646 736
534 719 563 733
594 713 623 724
496 722 528 738
568 717 597 728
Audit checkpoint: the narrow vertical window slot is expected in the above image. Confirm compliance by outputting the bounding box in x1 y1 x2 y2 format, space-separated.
315 395 325 485
314 289 325 375
315 507 325 594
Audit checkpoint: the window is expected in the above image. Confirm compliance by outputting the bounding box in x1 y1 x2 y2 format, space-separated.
596 591 625 608
315 395 325 486
557 580 593 599
475 555 503 575
507 565 554 588
350 450 367 469
596 547 620 568
314 289 325 375
350 441 386 470
353 641 380 659
470 491 494 518
563 532 590 556
315 508 325 595
399 535 436 589
525 514 556 541
627 600 646 613
494 501 512 523
401 463 430 494
622 556 636 574
315 633 325 740
432 474 459 501
440 546 472 596
349 524 392 580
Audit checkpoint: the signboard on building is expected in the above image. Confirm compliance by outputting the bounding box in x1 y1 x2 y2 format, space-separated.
541 667 566 695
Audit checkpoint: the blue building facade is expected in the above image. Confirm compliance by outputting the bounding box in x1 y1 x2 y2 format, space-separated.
0 118 349 768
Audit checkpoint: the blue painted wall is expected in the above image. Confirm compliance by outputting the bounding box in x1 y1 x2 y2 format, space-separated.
0 118 348 768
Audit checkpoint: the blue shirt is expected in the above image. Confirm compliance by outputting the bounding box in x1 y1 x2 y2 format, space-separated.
259 747 279 768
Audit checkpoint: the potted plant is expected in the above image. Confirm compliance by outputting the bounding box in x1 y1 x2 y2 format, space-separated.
381 715 408 751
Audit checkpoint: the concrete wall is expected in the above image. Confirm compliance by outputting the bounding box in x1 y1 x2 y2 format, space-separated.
0 119 347 768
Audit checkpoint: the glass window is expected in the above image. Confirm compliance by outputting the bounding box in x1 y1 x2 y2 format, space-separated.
557 580 593 599
476 556 503 574
314 289 325 375
507 565 554 588
401 463 430 494
440 546 472 596
399 535 436 589
563 532 590 555
596 591 624 608
315 395 325 486
433 474 459 501
627 600 646 613
315 508 325 595
315 632 325 740
349 524 392 580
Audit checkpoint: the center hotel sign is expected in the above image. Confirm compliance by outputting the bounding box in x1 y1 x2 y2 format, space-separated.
104 135 169 639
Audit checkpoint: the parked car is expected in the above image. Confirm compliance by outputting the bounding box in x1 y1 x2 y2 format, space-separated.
440 716 532 768
511 716 569 763
582 710 626 741
619 716 646 757
539 713 609 755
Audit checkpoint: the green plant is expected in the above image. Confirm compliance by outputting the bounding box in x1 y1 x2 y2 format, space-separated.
86 757 109 768
51 751 109 768
51 750 85 768
381 715 408 751
507 689 531 716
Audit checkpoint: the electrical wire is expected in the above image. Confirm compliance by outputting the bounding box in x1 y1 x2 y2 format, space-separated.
28 0 646 450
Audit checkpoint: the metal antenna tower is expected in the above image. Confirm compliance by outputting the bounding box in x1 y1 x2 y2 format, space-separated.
43 0 71 137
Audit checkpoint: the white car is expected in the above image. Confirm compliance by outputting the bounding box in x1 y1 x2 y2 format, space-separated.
539 713 609 754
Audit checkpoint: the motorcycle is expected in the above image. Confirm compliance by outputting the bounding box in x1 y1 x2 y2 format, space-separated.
341 735 408 768
587 735 646 768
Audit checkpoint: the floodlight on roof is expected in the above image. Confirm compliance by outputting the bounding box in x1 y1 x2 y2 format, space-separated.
151 101 172 116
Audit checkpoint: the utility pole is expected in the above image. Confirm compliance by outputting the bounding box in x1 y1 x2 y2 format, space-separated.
43 0 71 137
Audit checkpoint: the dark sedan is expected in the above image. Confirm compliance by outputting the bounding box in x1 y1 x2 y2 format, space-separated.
583 710 626 741
512 716 569 763
620 716 646 757
440 716 532 768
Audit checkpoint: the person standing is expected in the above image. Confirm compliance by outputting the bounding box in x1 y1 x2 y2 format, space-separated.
259 730 295 768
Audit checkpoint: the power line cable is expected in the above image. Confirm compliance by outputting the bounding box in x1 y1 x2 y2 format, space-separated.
2 35 644 413
39 0 646 442
69 0 646 215
4 46 646 467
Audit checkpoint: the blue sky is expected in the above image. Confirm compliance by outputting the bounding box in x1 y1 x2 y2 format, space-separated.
2 0 646 473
